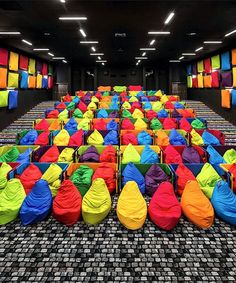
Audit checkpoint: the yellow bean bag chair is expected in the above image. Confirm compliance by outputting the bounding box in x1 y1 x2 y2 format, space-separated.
155 90 163 97
83 110 94 119
129 96 139 102
87 101 97 111
122 101 131 109
122 144 141 164
132 109 144 119
91 96 99 103
181 180 214 229
58 147 75 162
191 129 204 146
82 178 112 225
77 118 90 131
41 164 63 197
58 109 69 120
160 95 169 103
117 181 147 230
53 130 70 146
134 118 147 130
152 101 163 112
87 129 104 145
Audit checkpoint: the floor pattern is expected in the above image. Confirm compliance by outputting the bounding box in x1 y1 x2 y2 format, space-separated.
0 100 236 282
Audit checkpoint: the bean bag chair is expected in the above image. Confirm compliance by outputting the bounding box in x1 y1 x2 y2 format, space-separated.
132 109 144 119
110 102 119 110
112 95 119 103
202 130 220 146
34 131 50 146
117 181 147 230
47 109 59 118
0 146 20 162
87 102 97 111
56 102 67 109
168 96 177 102
122 163 145 194
122 101 131 109
48 120 61 131
141 96 148 102
157 109 168 118
165 101 174 110
53 130 70 146
53 180 82 226
108 111 118 118
92 163 116 193
121 118 135 130
129 96 138 103
174 102 185 109
83 110 94 120
20 180 52 225
131 102 142 111
99 102 109 109
78 101 88 113
179 109 195 118
87 130 104 145
82 178 111 225
19 164 42 195
16 148 33 163
97 109 108 118
100 145 117 163
95 91 102 99
0 179 26 225
190 129 204 146
93 119 107 130
182 146 201 163
146 110 157 121
58 147 74 163
179 118 192 132
163 118 178 130
34 119 49 131
77 118 90 131
211 180 236 226
223 149 236 164
171 109 182 118
191 119 206 129
156 129 170 146
164 145 182 164
107 119 118 131
104 130 118 145
175 163 196 196
134 118 147 130
122 144 140 164
148 181 181 230
145 164 169 196
122 109 132 118
150 118 162 130
196 163 221 199
63 94 72 102
58 109 69 120
70 165 94 197
140 145 159 164
181 180 214 228
121 132 138 145
19 130 38 145
0 163 13 190
152 101 163 112
79 146 100 163
206 145 225 165
169 129 187 145
137 131 152 145
68 129 83 146
39 146 60 162
41 163 62 197
64 118 78 131
72 108 83 118
143 102 152 111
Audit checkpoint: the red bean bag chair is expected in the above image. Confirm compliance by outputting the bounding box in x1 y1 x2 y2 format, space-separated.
68 129 83 146
121 118 135 130
92 163 116 193
77 90 84 97
168 96 178 102
77 101 87 113
131 102 142 111
53 180 82 226
179 118 192 132
56 102 67 109
19 164 43 195
163 118 178 130
34 131 50 145
146 110 157 121
165 101 175 109
175 163 196 196
121 97 129 102
121 133 138 145
95 91 102 99
39 146 60 162
100 145 117 163
63 94 72 102
93 119 107 130
179 109 195 118
148 181 181 230
164 145 182 164
47 109 59 118
34 119 50 131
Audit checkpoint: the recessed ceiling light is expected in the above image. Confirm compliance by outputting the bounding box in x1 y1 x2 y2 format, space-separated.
225 29 236 37
96 60 107 63
182 53 196 56
48 52 54 57
80 41 98 44
195 46 203 52
22 39 32 46
59 17 87 21
102 62 105 66
164 12 175 25
79 29 86 38
33 48 49 51
44 32 51 36
179 56 184 60
187 32 197 36
52 57 65 60
135 57 148 60
98 56 101 60
138 60 141 63
204 41 222 44
140 48 156 51
90 53 104 56
60 0 66 3
148 31 170 35
62 60 67 63
169 60 180 62
0 31 21 35
142 52 146 56
150 39 155 46
91 46 96 52
136 62 139 66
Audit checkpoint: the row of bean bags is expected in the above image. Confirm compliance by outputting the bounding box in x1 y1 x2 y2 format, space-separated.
207 146 236 165
19 130 50 146
38 146 75 163
156 129 187 146
64 118 90 131
0 146 33 163
79 145 117 163
122 144 159 164
96 109 119 118
46 109 69 119
121 130 152 145
179 118 206 132
53 129 83 146
190 130 221 146
171 109 196 118
121 118 148 130
34 119 61 131
92 119 118 131
87 130 118 145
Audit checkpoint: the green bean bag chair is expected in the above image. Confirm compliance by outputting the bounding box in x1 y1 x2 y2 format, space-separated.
0 146 20 162
82 178 112 225
0 163 13 191
223 149 236 164
0 179 26 225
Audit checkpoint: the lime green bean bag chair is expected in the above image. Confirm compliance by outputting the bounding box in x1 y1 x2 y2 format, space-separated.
0 179 26 225
0 163 13 191
122 144 140 164
223 149 236 164
82 178 112 225
0 146 20 162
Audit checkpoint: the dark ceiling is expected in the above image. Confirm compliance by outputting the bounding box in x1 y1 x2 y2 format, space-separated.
0 0 236 67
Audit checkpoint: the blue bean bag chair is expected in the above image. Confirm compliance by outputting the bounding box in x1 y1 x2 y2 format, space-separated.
104 130 118 145
174 102 185 109
211 180 236 226
16 148 33 163
157 109 168 118
137 91 145 98
141 96 149 102
19 130 38 145
20 179 52 225
143 102 152 110
97 109 108 118
110 102 119 110
107 119 118 131
202 130 220 146
122 163 145 194
206 145 226 164
137 131 152 145
72 96 80 104
112 95 119 103
64 118 78 131
169 129 187 145
140 145 159 164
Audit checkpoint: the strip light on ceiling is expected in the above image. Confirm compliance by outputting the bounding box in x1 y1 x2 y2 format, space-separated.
225 29 236 37
164 12 175 25
59 17 87 21
142 52 146 56
150 39 155 46
140 48 156 51
96 60 107 63
22 39 32 46
79 29 86 38
169 60 180 62
195 46 203 52
182 53 196 56
52 57 65 60
62 60 67 63
0 31 21 35
148 31 170 35
33 48 49 51
179 56 184 60
135 57 148 59
48 52 54 57
102 63 105 65
98 56 101 60
203 41 222 44
91 46 96 52
90 53 104 56
80 41 98 44
60 0 66 3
